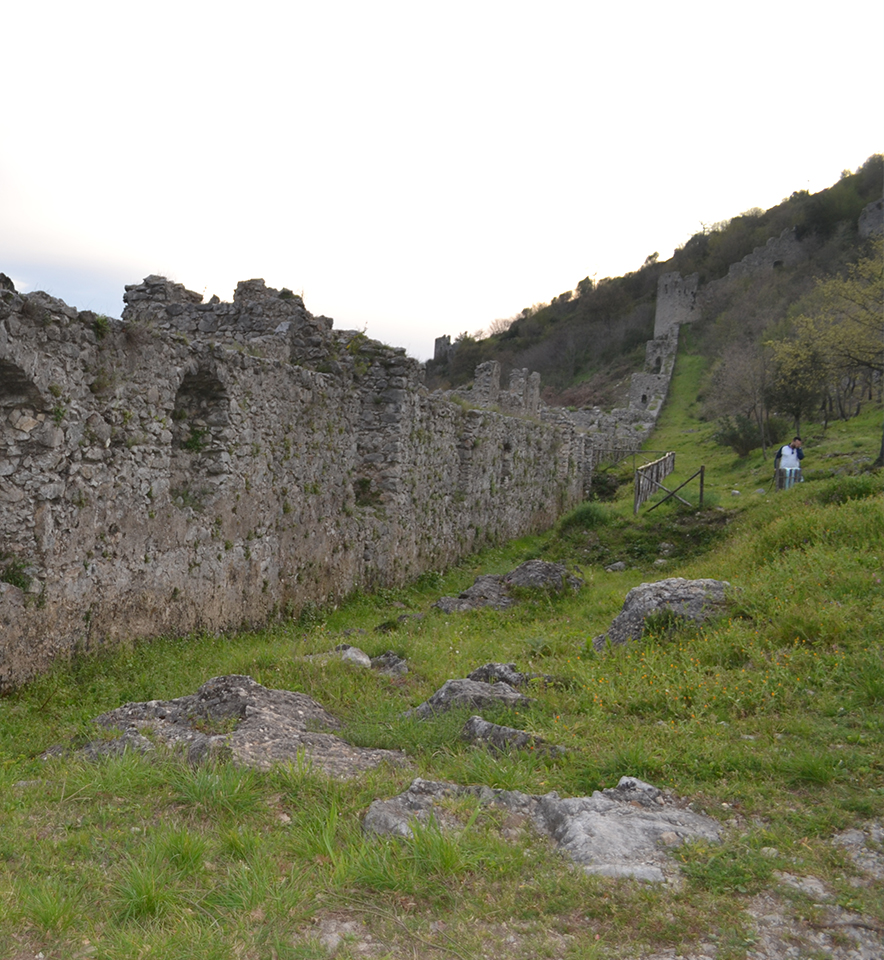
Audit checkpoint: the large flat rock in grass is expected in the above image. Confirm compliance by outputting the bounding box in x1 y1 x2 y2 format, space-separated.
83 675 408 778
364 776 721 883
592 577 729 651
406 678 534 718
433 560 583 613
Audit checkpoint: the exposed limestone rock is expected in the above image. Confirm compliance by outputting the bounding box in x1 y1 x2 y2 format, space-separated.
461 715 565 755
504 559 583 591
70 675 408 778
302 644 373 669
466 662 554 687
333 644 372 668
433 575 513 613
433 560 582 613
363 776 721 882
303 644 408 675
859 198 884 238
369 650 408 676
407 678 533 718
833 821 884 882
592 577 729 651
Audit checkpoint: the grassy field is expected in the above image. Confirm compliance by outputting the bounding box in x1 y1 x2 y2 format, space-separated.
1 345 882 960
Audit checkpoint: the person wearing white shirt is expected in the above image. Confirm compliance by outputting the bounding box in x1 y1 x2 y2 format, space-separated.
775 436 804 487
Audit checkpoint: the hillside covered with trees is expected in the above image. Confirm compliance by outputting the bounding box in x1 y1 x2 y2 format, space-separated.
427 155 883 455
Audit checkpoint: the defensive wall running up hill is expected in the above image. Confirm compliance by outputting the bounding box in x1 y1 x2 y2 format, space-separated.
572 200 883 462
0 275 584 689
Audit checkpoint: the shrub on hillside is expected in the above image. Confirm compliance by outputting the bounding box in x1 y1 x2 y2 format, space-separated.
712 416 761 457
807 473 884 506
713 415 788 457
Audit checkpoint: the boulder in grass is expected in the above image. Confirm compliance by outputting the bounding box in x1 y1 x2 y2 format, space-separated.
433 560 583 613
62 675 408 779
592 577 729 651
461 715 566 756
406 678 533 719
363 776 721 882
504 559 583 592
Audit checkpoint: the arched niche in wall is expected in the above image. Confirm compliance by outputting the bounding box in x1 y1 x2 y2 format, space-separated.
1 359 44 444
500 438 514 482
0 359 45 549
170 367 231 494
0 359 43 411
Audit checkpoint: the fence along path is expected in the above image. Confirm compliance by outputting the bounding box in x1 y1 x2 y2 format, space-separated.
634 452 676 514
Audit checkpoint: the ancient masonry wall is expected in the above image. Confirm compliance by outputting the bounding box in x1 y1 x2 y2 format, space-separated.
653 271 698 339
0 276 584 689
576 234 803 464
725 227 806 279
571 271 689 464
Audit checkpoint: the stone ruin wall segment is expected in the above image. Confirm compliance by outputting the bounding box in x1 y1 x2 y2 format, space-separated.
0 276 584 689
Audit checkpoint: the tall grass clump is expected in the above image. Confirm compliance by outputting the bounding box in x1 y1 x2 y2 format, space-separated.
556 500 613 534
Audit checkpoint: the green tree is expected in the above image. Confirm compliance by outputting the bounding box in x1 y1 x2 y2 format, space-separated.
766 329 831 436
705 340 780 456
768 237 884 463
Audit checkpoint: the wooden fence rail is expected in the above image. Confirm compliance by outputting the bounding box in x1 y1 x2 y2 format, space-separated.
633 455 706 514
634 453 676 514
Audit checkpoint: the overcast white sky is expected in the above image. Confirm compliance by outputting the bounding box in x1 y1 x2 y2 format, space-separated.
2 1 881 361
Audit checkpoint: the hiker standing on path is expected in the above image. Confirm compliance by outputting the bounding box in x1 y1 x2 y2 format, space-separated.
775 436 804 487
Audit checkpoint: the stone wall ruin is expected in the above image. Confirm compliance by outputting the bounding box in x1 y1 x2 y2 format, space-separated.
564 204 878 467
0 275 584 690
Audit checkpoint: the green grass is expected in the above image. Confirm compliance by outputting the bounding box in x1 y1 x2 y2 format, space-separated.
0 343 882 958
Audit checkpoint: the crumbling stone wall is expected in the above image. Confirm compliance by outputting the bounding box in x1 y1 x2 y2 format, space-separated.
726 227 806 279
629 373 670 416
0 277 583 690
643 337 676 378
447 362 541 418
653 272 698 338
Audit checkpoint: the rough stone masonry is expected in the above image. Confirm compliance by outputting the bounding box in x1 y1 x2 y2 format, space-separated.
0 275 585 689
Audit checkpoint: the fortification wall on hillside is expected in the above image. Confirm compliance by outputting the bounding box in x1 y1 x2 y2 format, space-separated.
0 277 584 690
653 272 698 338
726 227 806 279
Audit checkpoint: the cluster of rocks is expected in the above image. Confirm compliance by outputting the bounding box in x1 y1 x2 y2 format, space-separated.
58 670 718 884
364 775 720 884
53 674 408 778
433 559 583 613
35 565 884 953
48 575 735 884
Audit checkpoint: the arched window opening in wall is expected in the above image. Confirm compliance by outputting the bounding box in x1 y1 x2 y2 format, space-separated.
641 394 648 406
170 368 231 491
1 360 44 440
0 359 42 410
653 356 662 374
0 360 45 559
501 438 514 480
